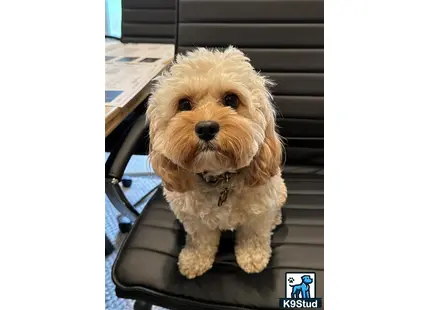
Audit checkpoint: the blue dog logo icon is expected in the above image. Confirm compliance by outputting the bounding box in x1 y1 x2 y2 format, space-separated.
289 275 313 299
282 272 321 308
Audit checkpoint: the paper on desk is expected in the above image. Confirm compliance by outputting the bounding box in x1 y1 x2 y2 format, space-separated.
105 64 157 107
106 43 174 60
105 42 174 108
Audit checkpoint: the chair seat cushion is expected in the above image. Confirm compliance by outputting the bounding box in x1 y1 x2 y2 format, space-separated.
113 169 324 310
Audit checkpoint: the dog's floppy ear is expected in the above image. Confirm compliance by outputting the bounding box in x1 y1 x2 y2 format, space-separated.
244 118 282 187
149 149 196 193
244 82 283 187
146 93 195 193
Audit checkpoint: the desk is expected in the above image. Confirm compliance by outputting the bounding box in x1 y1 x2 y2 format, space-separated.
105 40 174 255
105 40 174 137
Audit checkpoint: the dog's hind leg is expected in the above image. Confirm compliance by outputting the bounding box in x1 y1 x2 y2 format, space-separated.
272 178 286 230
271 209 282 230
278 178 287 208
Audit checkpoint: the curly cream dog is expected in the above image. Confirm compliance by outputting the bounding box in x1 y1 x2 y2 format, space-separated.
146 46 287 279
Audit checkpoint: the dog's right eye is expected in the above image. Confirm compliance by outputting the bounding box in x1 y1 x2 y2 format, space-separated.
223 93 239 109
178 99 192 111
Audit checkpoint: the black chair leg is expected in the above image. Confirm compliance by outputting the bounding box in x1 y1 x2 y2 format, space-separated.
134 300 152 310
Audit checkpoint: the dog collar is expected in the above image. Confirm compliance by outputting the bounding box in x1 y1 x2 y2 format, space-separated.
197 171 233 185
197 171 237 207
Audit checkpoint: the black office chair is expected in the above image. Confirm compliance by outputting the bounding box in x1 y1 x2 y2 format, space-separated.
111 0 324 308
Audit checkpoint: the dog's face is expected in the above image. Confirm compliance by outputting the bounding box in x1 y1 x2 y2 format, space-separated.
301 275 313 284
147 47 282 192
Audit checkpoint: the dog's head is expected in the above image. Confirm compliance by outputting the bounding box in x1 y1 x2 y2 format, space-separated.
301 275 313 284
147 47 282 192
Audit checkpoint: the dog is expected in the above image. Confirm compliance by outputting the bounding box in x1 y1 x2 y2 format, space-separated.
290 275 313 298
146 46 287 279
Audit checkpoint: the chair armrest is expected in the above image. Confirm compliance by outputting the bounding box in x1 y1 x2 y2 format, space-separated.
107 113 150 180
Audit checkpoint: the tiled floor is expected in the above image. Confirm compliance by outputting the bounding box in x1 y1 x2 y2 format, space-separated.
105 154 165 310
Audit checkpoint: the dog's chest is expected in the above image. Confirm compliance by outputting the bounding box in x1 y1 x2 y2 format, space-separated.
195 189 245 230
166 187 246 231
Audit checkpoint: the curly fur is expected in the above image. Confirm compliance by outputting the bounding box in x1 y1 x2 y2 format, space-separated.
146 46 287 279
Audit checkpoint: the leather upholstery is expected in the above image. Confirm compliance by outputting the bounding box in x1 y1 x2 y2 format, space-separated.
113 168 324 309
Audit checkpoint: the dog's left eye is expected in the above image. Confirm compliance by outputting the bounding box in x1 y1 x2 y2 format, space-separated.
223 94 239 109
178 99 192 111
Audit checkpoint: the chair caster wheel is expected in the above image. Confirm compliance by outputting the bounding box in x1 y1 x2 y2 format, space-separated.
118 215 133 233
119 222 133 233
122 178 132 188
134 301 152 310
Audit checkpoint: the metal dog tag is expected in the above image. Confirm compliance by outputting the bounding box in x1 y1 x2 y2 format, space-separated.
218 188 229 207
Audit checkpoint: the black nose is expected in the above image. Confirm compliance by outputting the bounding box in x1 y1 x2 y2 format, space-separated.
195 121 220 141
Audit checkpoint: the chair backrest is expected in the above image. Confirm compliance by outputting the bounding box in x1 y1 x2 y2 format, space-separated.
121 0 178 43
176 0 324 166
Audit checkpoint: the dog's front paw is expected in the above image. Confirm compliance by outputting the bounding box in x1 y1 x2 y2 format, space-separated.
235 245 271 273
178 247 215 279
